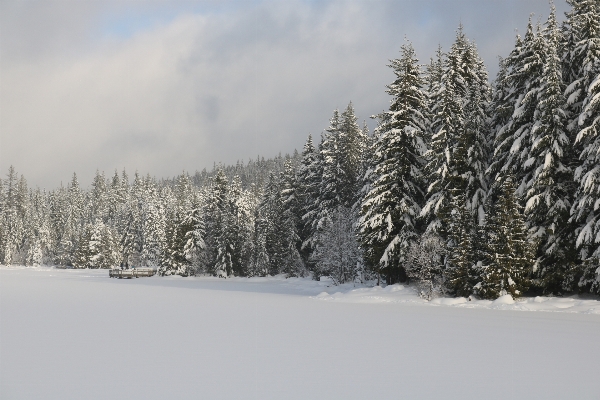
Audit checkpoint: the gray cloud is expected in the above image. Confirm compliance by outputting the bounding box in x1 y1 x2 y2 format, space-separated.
0 0 570 188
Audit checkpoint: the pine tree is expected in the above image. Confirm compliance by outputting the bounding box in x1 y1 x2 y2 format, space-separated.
209 170 235 278
562 0 600 119
359 41 427 285
566 0 600 288
280 208 306 277
88 219 119 269
1 167 24 265
337 102 368 207
90 170 108 223
524 7 577 292
445 192 478 297
120 204 142 267
313 105 368 248
141 183 166 267
405 232 445 299
258 172 286 275
317 109 343 223
462 83 491 223
251 215 270 277
572 72 600 292
160 207 193 276
476 178 534 299
25 189 52 265
312 206 362 284
489 20 545 195
421 35 465 238
298 135 322 260
229 175 256 277
72 223 91 268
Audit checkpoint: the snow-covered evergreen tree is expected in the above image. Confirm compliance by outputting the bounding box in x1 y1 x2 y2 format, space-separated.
0 167 28 265
337 102 368 207
405 232 445 299
250 215 270 277
476 178 534 299
312 206 362 284
298 135 322 260
359 41 427 284
208 170 235 278
524 7 577 291
141 183 166 267
280 208 306 277
421 41 464 238
90 170 108 223
444 192 479 297
88 219 119 269
488 19 545 195
565 0 600 289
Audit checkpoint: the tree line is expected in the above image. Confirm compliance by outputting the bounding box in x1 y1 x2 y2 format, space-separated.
1 1 599 299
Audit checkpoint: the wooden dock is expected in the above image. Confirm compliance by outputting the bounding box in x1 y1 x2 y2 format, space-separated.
109 268 156 279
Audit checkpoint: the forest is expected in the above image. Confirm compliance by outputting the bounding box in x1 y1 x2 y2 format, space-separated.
1 1 599 299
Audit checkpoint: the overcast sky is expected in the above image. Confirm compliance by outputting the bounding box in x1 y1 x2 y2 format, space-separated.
0 0 569 189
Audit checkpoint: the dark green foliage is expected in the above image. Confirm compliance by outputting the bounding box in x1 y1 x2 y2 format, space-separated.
445 193 479 297
476 179 534 299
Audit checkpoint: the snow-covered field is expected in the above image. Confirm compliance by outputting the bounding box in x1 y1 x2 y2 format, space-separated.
1 267 599 400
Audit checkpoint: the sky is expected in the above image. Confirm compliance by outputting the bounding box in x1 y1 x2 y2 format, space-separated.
0 0 570 189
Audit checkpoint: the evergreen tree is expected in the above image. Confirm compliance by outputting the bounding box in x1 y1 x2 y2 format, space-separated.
298 135 322 260
359 41 427 285
405 232 445 299
476 178 534 299
524 7 577 291
572 72 600 292
337 102 368 207
251 215 270 277
312 206 362 284
160 207 193 276
141 183 166 267
280 208 306 277
208 170 235 278
445 192 479 297
1 167 24 265
89 219 119 269
421 36 465 238
489 20 545 195
566 0 600 288
90 170 108 223
562 0 600 119
72 223 92 269
258 172 285 275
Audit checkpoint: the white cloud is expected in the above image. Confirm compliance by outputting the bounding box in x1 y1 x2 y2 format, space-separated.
0 0 568 188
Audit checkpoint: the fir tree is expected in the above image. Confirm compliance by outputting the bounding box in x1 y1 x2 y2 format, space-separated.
359 41 427 285
566 0 600 288
88 219 119 269
405 232 445 299
312 206 362 284
251 215 270 277
298 135 322 260
524 7 577 292
489 20 545 195
337 102 368 207
445 192 479 297
209 170 235 278
421 37 465 238
476 178 534 299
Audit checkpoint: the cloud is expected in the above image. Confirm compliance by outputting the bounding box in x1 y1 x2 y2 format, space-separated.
0 0 569 188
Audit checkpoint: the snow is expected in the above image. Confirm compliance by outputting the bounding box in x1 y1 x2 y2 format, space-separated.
313 282 600 314
1 266 599 400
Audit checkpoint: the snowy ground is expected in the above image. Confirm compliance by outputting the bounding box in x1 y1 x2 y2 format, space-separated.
1 267 599 400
